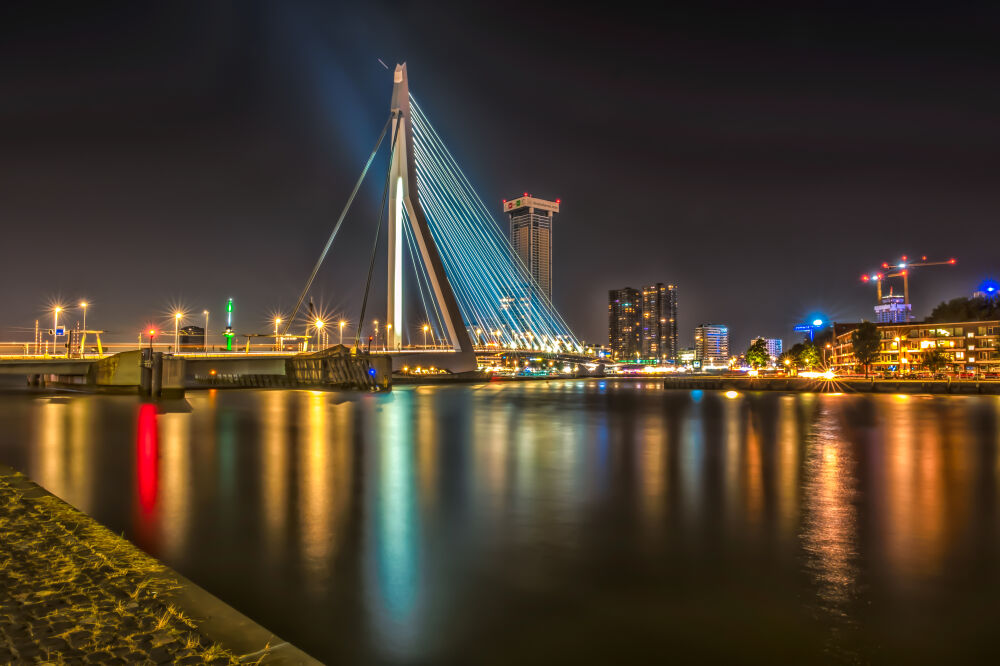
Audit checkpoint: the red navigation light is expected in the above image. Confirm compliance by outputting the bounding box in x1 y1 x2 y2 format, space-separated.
902 255 908 261
882 262 889 269
502 199 506 203
922 255 927 261
861 275 870 282
901 270 908 275
949 258 956 264
523 192 528 196
556 198 561 203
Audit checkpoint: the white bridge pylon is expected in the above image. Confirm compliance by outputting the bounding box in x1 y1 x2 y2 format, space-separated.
386 63 474 362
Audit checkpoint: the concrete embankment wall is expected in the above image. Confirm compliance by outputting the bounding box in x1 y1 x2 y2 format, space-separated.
662 376 1000 395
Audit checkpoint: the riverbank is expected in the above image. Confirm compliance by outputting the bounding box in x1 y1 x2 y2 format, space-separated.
0 465 318 664
662 375 1000 394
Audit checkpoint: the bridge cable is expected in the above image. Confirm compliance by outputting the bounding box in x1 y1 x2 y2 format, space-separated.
283 113 393 337
354 114 402 349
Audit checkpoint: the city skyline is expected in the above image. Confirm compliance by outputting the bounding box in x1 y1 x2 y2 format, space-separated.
2 4 999 351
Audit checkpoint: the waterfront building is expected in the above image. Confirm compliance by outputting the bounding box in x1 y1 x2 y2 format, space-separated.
677 347 697 365
695 324 729 369
874 290 912 323
609 288 642 360
831 320 1000 374
641 283 678 361
503 195 559 303
753 337 783 360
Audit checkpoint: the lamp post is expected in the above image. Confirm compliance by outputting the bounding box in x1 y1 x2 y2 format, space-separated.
203 310 209 351
275 317 282 352
374 320 379 351
339 320 345 346
315 319 324 349
423 324 429 349
79 302 88 356
174 312 182 353
53 307 61 356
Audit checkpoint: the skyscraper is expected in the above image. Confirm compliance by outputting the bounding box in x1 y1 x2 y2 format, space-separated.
609 288 642 360
641 283 678 362
874 290 912 323
503 195 559 302
694 324 729 368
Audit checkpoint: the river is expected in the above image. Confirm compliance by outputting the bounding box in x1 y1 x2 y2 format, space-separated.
0 380 997 663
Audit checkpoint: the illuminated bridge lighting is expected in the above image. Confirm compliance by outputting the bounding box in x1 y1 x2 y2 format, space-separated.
408 96 582 353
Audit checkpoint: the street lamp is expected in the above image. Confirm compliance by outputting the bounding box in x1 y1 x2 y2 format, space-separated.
423 324 429 349
174 312 182 353
275 317 282 351
339 320 346 346
78 302 89 356
315 319 324 349
53 307 61 356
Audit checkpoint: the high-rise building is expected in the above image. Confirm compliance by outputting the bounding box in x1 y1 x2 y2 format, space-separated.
609 288 642 360
874 291 912 323
503 195 559 302
753 337 783 359
641 283 678 361
694 324 729 368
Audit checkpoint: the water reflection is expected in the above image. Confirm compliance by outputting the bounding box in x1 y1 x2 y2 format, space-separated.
4 384 1000 663
368 390 421 657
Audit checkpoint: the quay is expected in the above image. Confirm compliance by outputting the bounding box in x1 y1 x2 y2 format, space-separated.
662 375 1000 394
0 465 318 664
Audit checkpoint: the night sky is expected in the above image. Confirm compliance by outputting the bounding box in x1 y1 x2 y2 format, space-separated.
3 2 1000 351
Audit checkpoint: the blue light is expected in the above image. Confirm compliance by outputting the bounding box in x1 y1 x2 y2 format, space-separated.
979 279 999 295
369 367 377 376
812 318 823 327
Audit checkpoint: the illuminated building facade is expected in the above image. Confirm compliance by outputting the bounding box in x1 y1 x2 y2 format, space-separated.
641 283 678 361
503 195 559 303
874 291 912 323
694 324 729 368
609 288 642 360
831 320 1000 374
754 337 782 359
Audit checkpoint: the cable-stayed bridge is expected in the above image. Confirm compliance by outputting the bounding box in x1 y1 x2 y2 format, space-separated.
288 63 583 373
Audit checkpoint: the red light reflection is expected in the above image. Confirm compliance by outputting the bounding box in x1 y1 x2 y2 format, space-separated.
137 403 159 515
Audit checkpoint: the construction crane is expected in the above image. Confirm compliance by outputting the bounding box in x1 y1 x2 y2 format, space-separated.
860 255 957 305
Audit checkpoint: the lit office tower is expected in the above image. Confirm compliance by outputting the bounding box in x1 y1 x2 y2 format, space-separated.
609 288 642 360
874 289 912 323
641 283 678 362
694 324 730 368
503 195 559 302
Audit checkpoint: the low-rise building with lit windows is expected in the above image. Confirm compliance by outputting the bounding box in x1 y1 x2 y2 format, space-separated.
830 320 1000 375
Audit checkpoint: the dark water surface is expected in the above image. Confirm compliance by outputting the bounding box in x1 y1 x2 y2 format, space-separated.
1 381 999 663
